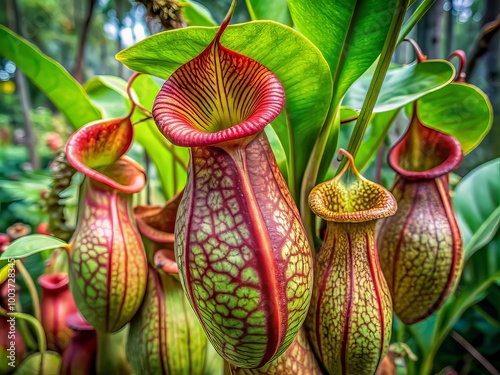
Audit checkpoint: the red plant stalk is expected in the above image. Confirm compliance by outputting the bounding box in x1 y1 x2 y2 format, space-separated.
152 3 313 369
377 104 464 324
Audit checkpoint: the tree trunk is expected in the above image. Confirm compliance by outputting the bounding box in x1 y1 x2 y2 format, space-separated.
5 0 40 170
74 0 97 83
417 0 446 59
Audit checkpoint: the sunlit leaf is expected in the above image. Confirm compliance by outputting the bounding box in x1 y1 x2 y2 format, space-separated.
0 235 67 260
288 0 400 106
117 21 332 200
416 83 493 154
454 158 500 260
343 60 455 113
0 25 102 128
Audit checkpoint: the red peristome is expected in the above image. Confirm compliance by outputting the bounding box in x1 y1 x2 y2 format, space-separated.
388 106 462 179
66 116 137 191
153 11 284 147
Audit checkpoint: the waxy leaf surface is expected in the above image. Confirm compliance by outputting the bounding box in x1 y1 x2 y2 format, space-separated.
453 158 500 260
0 25 102 128
416 83 492 154
288 0 399 106
0 235 67 260
117 21 332 199
343 60 455 113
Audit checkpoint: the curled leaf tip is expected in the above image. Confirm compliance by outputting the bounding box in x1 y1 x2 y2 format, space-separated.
310 149 396 222
153 0 284 147
215 0 237 43
66 115 145 192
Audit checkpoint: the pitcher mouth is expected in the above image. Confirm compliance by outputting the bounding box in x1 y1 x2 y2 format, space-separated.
152 8 284 147
388 107 463 180
309 150 397 223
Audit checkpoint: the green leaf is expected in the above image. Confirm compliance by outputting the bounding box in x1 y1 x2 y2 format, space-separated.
288 0 400 106
343 60 455 113
0 235 67 260
246 0 292 25
0 25 102 128
453 158 500 261
83 75 129 118
116 22 332 201
180 0 217 26
340 106 359 123
84 74 189 199
416 83 493 154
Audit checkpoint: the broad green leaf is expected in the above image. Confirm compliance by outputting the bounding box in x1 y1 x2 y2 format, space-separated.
84 75 129 118
0 25 102 128
343 60 455 113
416 83 493 154
117 22 332 201
288 0 400 106
340 106 359 123
0 235 67 260
180 0 217 26
246 0 292 25
84 75 188 199
453 158 500 260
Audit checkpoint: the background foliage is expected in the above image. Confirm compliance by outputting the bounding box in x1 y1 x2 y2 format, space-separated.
0 0 499 374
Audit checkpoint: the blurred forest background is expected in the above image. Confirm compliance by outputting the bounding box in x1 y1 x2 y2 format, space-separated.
0 0 499 373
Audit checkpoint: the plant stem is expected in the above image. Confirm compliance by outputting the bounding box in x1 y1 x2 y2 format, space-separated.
337 0 409 174
0 308 47 353
300 104 339 247
96 329 131 375
74 0 97 82
285 111 297 202
397 0 437 46
15 299 37 349
16 260 41 321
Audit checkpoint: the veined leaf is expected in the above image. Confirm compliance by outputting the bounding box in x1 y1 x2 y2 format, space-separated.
343 60 455 113
179 0 217 26
117 21 332 201
288 0 400 107
84 75 188 199
0 25 102 128
0 235 67 260
416 83 493 154
246 0 292 25
453 158 500 261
